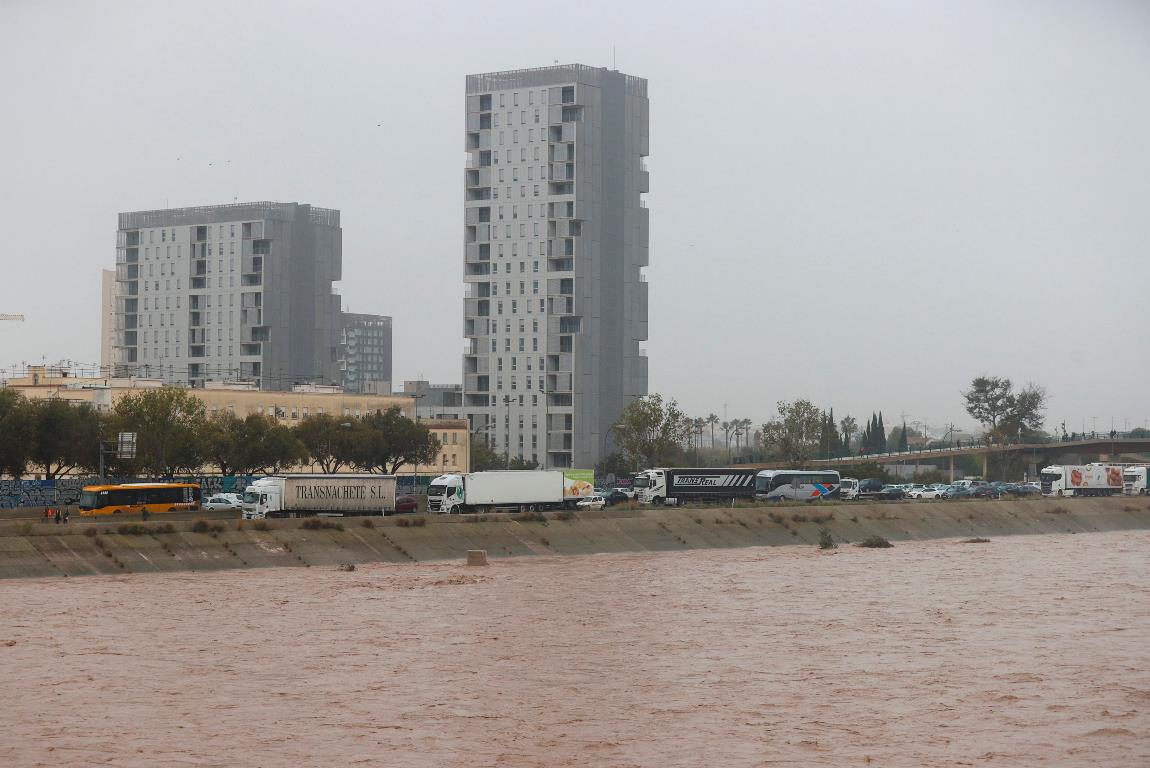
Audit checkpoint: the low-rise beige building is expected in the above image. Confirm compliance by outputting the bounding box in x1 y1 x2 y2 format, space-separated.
3 367 469 474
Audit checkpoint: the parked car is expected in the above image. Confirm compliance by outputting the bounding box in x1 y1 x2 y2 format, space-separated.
577 495 606 511
905 484 927 496
880 485 907 500
1009 484 1042 497
943 485 973 499
613 487 636 500
604 490 630 507
394 495 418 514
909 487 945 499
203 494 243 512
970 485 1001 500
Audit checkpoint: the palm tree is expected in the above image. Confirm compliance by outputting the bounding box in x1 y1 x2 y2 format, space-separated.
722 420 732 454
741 419 754 457
707 413 719 448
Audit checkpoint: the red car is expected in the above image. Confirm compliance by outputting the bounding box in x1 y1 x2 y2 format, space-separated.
394 495 418 514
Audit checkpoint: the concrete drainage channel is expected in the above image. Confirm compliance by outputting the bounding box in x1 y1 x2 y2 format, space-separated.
0 497 1148 579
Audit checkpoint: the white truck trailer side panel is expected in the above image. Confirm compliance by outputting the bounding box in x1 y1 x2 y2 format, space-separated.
283 475 397 513
464 471 565 505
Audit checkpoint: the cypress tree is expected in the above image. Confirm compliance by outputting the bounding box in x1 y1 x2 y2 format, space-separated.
898 419 909 452
877 412 887 451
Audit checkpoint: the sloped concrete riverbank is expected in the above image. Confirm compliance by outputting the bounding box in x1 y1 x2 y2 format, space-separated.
1 496 1147 579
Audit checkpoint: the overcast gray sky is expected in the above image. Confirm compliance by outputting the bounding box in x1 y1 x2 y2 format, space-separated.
2 0 1148 436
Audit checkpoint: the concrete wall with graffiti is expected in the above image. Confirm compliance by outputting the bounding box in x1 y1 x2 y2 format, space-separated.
0 476 256 510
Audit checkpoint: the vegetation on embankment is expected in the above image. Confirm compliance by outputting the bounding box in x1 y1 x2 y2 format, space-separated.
1 497 1148 579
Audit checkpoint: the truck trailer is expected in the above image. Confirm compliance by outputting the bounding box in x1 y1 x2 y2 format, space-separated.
633 467 760 506
241 474 398 518
426 470 594 514
1039 464 1123 497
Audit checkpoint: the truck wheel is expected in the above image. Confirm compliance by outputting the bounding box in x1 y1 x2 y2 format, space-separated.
652 497 663 507
527 504 537 513
1056 490 1063 497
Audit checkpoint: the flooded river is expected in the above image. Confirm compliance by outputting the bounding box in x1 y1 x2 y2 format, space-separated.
3 531 1149 766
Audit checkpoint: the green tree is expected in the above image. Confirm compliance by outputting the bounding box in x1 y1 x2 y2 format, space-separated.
964 376 1047 441
707 413 719 448
470 436 503 471
0 389 34 478
876 412 887 452
596 451 633 478
611 394 692 468
896 420 909 452
202 411 246 476
295 413 356 473
247 417 309 474
963 376 1014 431
112 388 208 477
507 456 539 470
351 407 441 474
760 399 825 464
839 414 857 454
27 399 103 479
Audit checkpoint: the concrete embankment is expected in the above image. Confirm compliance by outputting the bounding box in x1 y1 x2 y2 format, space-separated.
1 497 1148 579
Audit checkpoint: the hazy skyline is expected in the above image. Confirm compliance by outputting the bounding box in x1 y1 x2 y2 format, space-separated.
2 0 1148 436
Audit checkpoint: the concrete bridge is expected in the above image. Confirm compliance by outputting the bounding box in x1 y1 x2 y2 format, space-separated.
737 438 1150 481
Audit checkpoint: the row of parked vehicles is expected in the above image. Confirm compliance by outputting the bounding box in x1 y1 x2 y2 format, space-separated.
841 478 1043 501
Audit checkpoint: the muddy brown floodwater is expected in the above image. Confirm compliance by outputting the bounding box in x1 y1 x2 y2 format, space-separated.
2 531 1149 767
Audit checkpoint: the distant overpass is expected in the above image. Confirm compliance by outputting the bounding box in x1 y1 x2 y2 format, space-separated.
736 438 1150 480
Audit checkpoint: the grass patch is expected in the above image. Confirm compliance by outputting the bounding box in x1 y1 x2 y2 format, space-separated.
856 535 893 549
555 509 576 521
514 511 548 523
818 527 837 550
960 537 991 544
1046 506 1070 515
252 520 272 531
301 518 344 531
337 563 356 572
790 513 810 523
361 518 375 528
83 527 98 538
191 519 225 534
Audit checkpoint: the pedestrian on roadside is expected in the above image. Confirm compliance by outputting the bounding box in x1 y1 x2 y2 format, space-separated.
43 507 52 523
63 509 70 524
54 508 61 525
142 508 150 522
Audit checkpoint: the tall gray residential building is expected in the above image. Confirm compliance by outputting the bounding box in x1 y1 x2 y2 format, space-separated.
113 202 342 390
462 64 649 469
339 312 393 393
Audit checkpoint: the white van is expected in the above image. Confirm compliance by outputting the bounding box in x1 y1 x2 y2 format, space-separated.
951 479 988 489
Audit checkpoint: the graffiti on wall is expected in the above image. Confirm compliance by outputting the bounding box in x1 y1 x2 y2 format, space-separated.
0 476 255 509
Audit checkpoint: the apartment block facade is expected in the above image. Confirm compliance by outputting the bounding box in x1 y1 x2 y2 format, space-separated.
112 202 342 390
462 65 649 468
339 312 393 393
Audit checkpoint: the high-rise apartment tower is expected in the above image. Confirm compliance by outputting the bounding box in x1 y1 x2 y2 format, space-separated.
462 64 649 468
113 202 342 390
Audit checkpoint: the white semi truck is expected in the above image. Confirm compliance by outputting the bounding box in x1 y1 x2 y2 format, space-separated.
241 474 397 518
426 470 594 514
1039 464 1124 497
1122 466 1149 495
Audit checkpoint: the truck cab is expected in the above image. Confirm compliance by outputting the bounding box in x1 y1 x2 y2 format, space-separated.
242 477 281 519
839 477 859 500
427 474 465 514
632 469 667 505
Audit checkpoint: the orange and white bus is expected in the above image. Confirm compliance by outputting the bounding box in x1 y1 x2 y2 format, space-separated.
77 483 201 516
